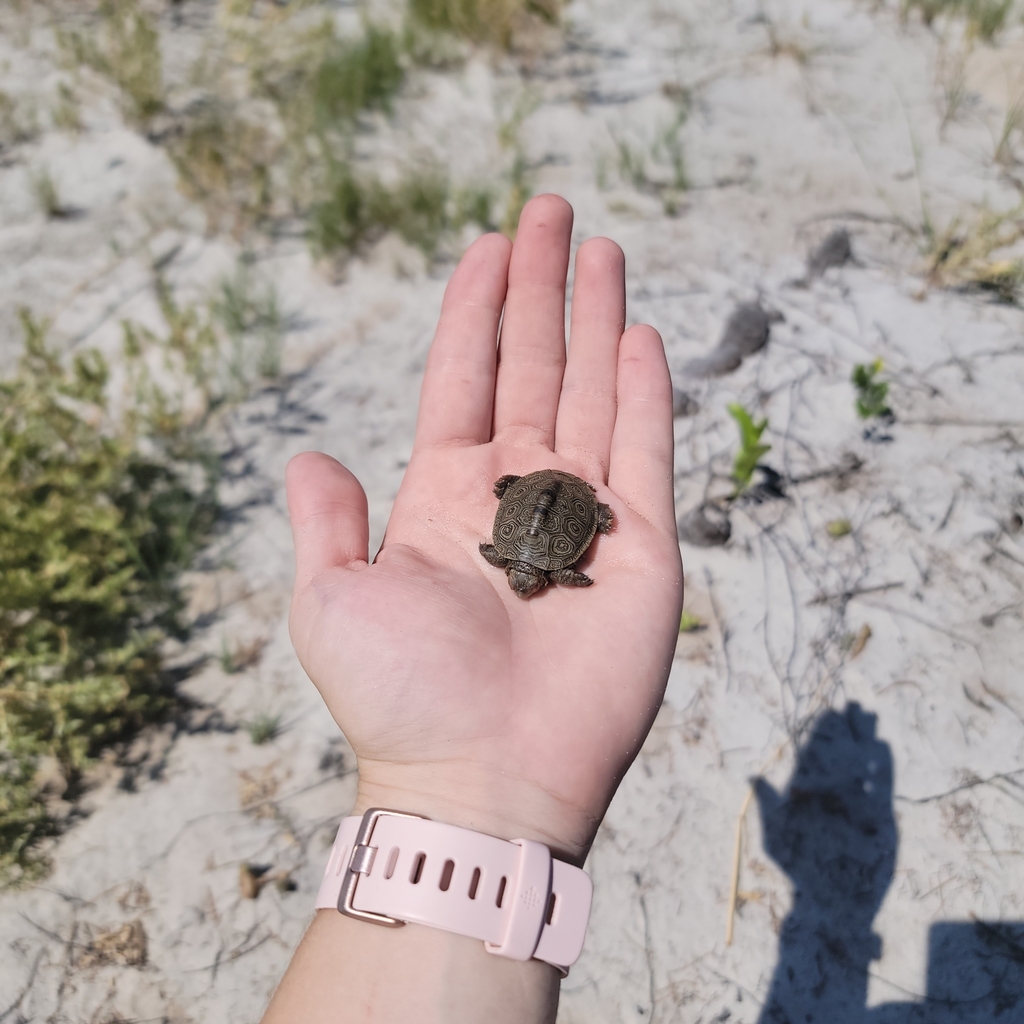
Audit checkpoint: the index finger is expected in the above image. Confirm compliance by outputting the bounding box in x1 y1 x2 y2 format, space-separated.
413 232 512 450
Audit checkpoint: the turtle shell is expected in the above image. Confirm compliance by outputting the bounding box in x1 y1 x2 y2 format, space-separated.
491 469 599 571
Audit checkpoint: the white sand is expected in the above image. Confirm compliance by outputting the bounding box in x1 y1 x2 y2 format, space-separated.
2 1 1023 1021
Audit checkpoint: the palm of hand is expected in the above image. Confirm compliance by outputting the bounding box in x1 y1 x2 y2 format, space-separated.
287 197 682 860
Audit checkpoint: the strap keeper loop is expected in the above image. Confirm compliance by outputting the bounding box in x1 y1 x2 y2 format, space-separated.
484 838 552 961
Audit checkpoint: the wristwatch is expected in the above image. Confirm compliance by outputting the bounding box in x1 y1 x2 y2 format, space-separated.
315 808 593 974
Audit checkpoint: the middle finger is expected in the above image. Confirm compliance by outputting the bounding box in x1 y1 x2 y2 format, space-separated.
491 194 573 448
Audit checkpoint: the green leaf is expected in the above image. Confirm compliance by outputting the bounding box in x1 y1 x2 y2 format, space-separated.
679 610 706 633
852 359 892 419
727 403 771 493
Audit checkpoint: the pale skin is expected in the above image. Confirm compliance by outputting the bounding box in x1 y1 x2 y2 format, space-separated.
263 194 683 1024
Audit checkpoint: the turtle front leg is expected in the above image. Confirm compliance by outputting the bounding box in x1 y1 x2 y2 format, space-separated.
492 474 520 498
479 543 508 569
596 502 615 534
550 567 594 587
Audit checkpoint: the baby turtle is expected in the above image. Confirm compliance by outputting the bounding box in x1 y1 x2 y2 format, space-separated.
480 469 614 599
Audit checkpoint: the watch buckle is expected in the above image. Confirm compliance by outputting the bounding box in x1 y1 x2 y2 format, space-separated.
337 807 427 927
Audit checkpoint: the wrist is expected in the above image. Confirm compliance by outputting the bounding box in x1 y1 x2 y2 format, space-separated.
354 760 597 867
265 904 560 1024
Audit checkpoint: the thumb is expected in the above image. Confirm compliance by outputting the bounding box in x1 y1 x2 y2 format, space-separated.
286 452 369 589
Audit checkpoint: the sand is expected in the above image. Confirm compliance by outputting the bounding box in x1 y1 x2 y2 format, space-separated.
1 1 1023 1021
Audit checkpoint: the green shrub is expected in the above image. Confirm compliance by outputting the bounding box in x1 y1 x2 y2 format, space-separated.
0 311 219 884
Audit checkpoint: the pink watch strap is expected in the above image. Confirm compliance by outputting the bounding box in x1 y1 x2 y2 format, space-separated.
315 809 593 972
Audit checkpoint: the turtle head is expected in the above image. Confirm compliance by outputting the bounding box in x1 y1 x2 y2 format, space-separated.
506 564 547 599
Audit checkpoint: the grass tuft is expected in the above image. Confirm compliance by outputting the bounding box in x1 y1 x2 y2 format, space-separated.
600 105 689 216
211 265 283 381
995 90 1024 167
166 101 274 235
936 45 969 133
219 636 267 675
407 0 562 50
60 0 163 126
29 167 64 219
60 5 504 255
370 172 453 254
901 0 1014 41
0 90 38 149
312 26 404 128
52 82 83 133
923 205 1024 303
309 163 479 257
244 712 282 746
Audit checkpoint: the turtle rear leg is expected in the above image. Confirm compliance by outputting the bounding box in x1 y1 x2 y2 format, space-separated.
479 543 508 569
550 567 594 587
596 503 614 534
493 474 520 498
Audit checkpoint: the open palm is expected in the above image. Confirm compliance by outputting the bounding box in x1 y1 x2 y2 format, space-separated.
286 196 682 863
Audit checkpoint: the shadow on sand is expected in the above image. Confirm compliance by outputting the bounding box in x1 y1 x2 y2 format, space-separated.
754 703 1024 1023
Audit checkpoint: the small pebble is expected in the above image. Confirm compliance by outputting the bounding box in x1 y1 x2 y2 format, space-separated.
673 387 699 417
807 228 852 279
677 502 732 547
683 302 779 379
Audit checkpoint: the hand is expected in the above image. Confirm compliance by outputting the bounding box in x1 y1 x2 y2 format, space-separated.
286 195 683 865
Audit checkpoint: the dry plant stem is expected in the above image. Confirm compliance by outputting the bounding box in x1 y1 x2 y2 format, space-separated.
725 786 753 946
726 739 791 944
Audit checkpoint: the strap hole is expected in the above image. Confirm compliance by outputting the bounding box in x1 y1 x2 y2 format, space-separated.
468 867 481 900
439 859 455 892
384 846 400 880
546 892 557 925
410 852 426 885
495 876 507 908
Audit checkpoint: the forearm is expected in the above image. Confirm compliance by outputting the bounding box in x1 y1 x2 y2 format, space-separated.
262 780 577 1024
262 910 560 1024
